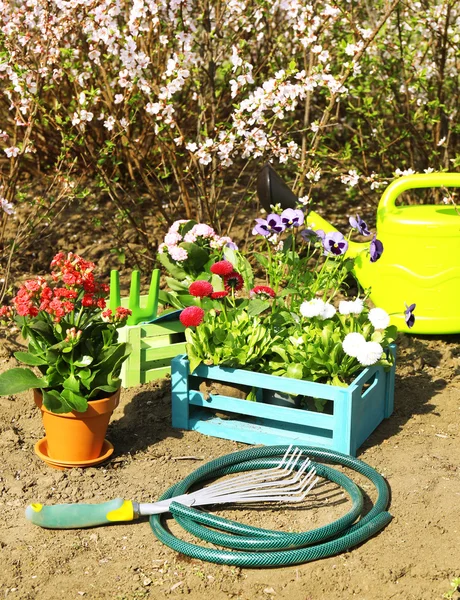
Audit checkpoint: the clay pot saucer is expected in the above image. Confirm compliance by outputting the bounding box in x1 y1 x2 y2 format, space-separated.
34 438 114 470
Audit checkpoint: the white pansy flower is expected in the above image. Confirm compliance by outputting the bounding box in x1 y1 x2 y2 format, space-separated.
368 307 390 330
342 333 367 358
356 341 384 366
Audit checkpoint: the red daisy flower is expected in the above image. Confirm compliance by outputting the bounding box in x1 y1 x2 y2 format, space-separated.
250 285 276 299
211 291 229 300
210 260 234 276
179 306 205 327
189 280 214 298
223 271 244 293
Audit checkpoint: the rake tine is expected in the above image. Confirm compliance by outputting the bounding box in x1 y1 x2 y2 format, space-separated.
220 464 317 500
194 470 319 506
196 451 305 501
195 447 300 499
195 461 317 504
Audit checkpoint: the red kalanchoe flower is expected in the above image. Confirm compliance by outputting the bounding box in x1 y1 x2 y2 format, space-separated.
210 260 234 276
211 291 229 300
180 306 205 327
189 280 214 298
81 294 94 307
0 305 13 319
115 306 131 321
223 271 244 293
250 285 276 299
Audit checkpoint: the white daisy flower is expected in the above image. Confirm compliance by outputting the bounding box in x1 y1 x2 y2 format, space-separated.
342 332 367 357
356 341 384 366
368 307 390 330
339 300 353 315
339 298 365 315
319 302 336 320
348 298 364 315
299 298 325 318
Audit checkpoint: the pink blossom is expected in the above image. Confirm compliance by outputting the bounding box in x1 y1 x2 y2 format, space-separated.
168 245 188 262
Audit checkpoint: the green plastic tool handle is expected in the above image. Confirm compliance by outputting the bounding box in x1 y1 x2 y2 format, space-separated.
25 498 138 529
379 172 460 211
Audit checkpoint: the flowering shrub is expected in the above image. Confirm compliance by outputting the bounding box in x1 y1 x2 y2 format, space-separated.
0 253 131 413
2 0 459 299
179 210 414 385
157 219 238 308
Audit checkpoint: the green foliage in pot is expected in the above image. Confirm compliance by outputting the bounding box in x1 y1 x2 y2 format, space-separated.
0 253 131 413
177 209 413 386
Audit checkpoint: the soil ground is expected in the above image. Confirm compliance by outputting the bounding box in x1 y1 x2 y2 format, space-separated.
1 331 460 600
1 200 459 600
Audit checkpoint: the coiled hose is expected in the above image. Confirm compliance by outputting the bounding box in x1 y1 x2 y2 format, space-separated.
150 445 391 567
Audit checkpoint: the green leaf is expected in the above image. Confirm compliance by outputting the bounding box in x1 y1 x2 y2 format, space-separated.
286 363 304 379
61 389 88 412
43 389 72 414
63 373 80 393
212 328 227 343
253 252 269 268
165 277 189 292
180 242 209 271
73 355 93 367
0 368 48 395
247 299 270 317
157 251 187 280
14 351 47 366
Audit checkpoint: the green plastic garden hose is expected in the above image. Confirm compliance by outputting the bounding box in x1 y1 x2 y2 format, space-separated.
149 445 392 568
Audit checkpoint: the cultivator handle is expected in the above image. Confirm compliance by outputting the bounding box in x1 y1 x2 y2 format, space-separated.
25 498 139 529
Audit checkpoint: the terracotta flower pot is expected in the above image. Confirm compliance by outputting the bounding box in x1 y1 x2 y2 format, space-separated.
33 388 120 463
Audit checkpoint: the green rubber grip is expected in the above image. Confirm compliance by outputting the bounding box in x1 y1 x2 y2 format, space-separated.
25 498 135 529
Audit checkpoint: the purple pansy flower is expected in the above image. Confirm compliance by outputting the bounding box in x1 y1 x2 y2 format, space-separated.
225 241 238 250
280 208 304 228
322 231 348 256
349 214 371 236
369 235 384 262
252 213 285 237
404 303 416 328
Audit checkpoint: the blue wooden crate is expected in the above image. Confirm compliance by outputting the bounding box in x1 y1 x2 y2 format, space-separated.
171 346 396 456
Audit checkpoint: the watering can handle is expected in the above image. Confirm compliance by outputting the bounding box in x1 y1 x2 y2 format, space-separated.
379 173 460 211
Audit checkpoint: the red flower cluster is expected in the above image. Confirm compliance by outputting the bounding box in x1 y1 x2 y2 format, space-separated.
5 253 114 323
189 280 214 298
223 271 244 293
180 306 205 327
101 306 132 324
250 285 276 299
210 260 234 276
50 252 109 308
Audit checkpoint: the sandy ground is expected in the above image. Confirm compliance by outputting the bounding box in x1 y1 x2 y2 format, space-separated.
0 331 459 600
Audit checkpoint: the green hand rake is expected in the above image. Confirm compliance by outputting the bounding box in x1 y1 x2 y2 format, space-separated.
109 269 160 326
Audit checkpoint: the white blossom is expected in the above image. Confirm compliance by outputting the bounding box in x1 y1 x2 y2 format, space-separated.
368 307 390 329
356 341 384 366
342 332 367 358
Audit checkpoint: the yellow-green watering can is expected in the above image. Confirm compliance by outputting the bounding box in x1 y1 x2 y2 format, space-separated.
257 165 460 334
